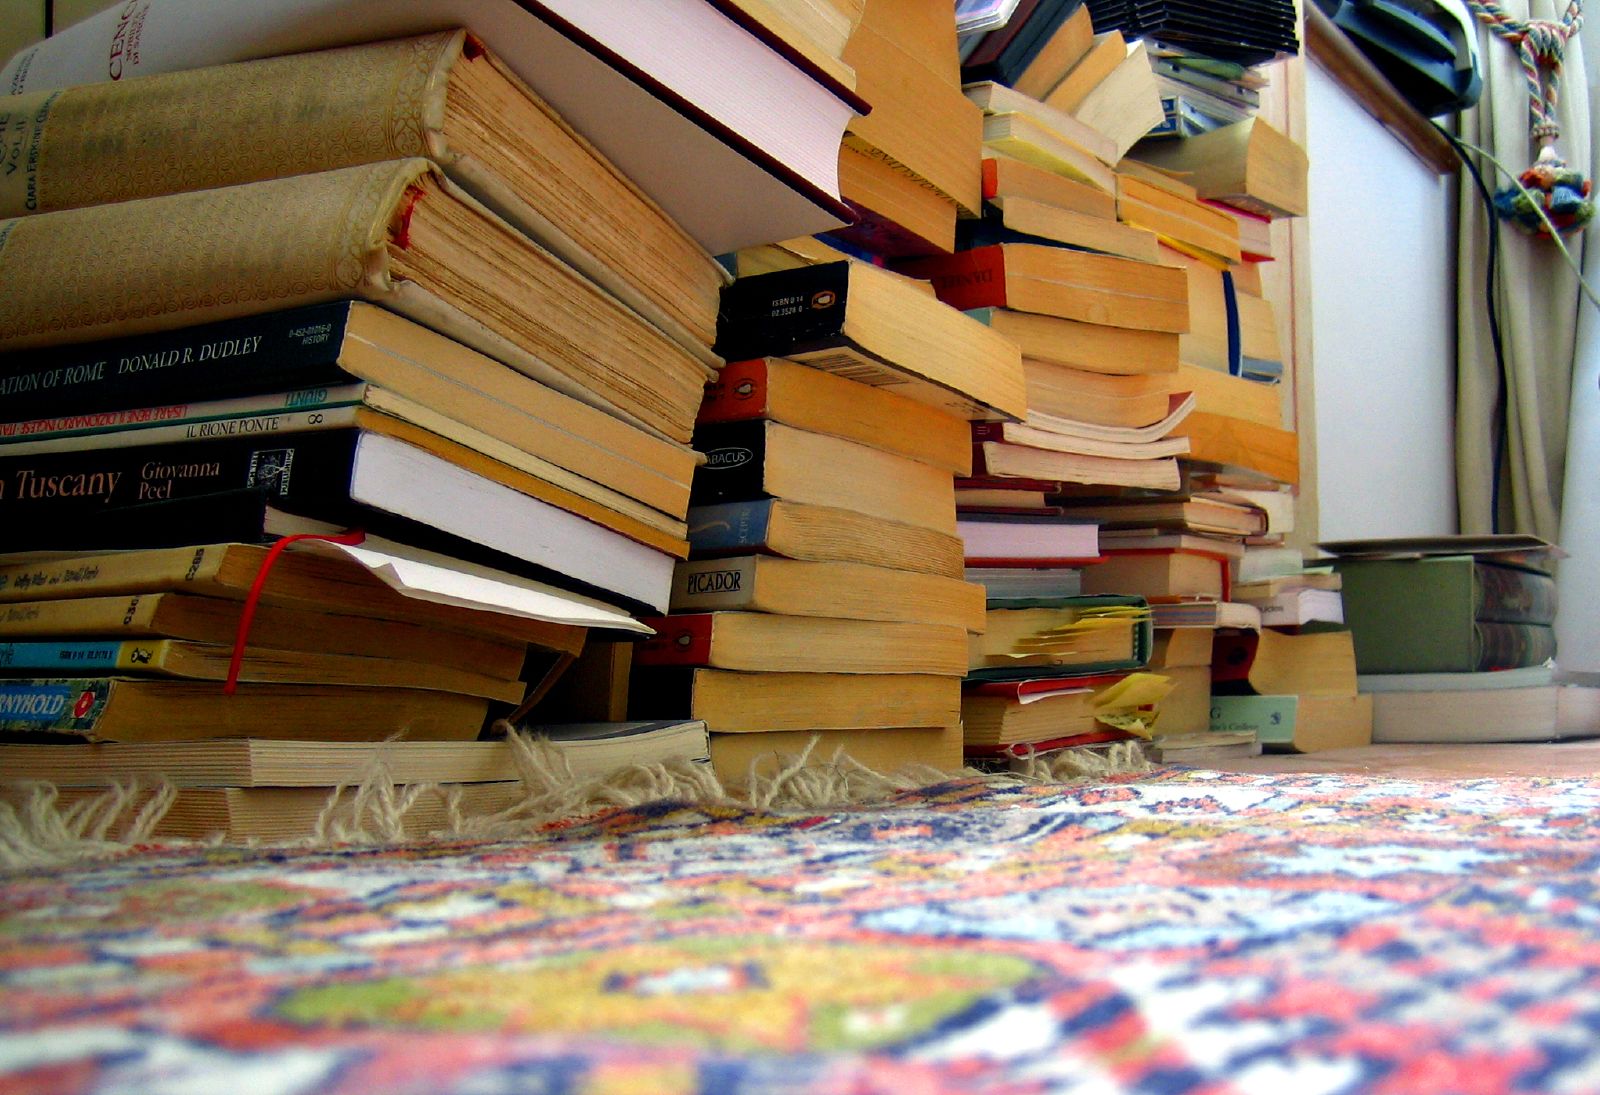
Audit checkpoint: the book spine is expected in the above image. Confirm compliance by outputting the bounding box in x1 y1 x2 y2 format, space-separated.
891 246 1009 311
669 558 761 612
0 382 365 442
0 403 364 456
0 678 112 735
981 158 1000 201
633 614 716 667
688 420 770 507
685 499 777 557
1472 622 1557 672
0 159 421 354
0 428 361 533
0 547 208 601
0 640 146 672
712 262 852 362
1221 269 1242 376
696 359 773 425
0 302 362 421
0 33 453 220
1474 564 1558 624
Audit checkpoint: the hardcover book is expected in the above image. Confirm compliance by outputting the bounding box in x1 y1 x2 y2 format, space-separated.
0 428 677 612
0 396 688 549
0 0 869 254
0 301 699 517
1333 555 1560 673
0 30 726 362
0 160 714 445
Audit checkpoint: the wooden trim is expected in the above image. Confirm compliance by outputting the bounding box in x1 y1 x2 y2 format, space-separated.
1305 3 1458 175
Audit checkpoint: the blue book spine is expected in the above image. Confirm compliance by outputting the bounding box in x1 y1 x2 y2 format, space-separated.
0 641 126 671
0 679 112 732
1221 269 1243 377
686 499 776 557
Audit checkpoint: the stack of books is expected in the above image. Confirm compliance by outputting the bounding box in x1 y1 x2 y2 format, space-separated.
0 1 868 833
1083 0 1301 68
0 722 712 842
0 541 713 839
833 0 981 256
962 587 1165 765
1320 535 1600 744
628 258 1026 782
1142 44 1270 138
1210 627 1372 754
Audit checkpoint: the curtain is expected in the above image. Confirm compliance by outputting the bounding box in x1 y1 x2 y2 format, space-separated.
1455 0 1589 541
1555 18 1600 675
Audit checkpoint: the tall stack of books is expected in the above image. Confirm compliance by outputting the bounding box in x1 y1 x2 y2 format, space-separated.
1129 114 1309 482
0 2 867 832
627 258 1026 781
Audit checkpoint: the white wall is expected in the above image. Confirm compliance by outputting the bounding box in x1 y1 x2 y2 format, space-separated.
1306 63 1458 541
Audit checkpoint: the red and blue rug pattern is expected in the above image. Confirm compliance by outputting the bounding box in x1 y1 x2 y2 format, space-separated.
6 767 1600 1093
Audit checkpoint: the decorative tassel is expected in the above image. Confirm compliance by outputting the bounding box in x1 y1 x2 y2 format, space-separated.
1467 0 1592 235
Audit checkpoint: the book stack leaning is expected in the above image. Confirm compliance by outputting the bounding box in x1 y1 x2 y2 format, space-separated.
627 258 1029 781
0 28 803 838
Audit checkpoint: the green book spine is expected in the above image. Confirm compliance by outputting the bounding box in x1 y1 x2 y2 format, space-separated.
1337 556 1558 673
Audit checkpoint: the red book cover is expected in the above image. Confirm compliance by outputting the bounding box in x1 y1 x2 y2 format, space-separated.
967 556 1104 567
965 672 1131 699
981 158 1001 202
1211 629 1260 685
1200 198 1272 224
892 245 1009 311
634 614 715 667
965 728 1136 758
697 359 772 425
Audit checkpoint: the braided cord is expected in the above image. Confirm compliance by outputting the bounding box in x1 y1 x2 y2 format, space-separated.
1466 0 1584 143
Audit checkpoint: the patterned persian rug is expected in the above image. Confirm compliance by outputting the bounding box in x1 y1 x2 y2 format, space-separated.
6 766 1600 1094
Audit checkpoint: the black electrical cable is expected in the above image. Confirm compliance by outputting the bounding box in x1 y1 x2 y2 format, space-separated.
1434 120 1508 534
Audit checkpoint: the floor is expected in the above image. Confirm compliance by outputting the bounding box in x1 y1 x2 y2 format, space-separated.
1212 741 1600 778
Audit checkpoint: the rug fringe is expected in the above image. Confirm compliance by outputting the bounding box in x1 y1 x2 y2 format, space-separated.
0 734 1153 867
